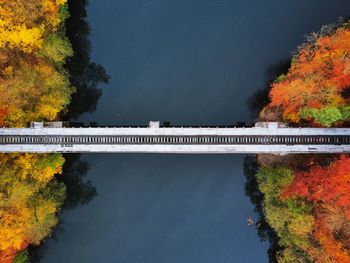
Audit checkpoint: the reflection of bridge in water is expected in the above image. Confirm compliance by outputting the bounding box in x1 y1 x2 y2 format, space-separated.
1 122 350 154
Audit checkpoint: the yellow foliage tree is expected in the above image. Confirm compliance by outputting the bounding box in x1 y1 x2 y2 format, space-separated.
0 19 44 52
0 154 65 256
0 0 73 261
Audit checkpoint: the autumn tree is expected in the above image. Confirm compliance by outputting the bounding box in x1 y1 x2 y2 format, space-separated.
279 155 350 262
0 1 73 261
256 166 314 262
0 0 73 127
265 23 350 126
255 20 350 263
0 154 66 262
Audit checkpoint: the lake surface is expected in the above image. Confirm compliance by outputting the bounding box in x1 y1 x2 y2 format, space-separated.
40 1 350 262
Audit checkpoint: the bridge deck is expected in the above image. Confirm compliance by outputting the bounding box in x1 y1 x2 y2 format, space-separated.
1 127 350 154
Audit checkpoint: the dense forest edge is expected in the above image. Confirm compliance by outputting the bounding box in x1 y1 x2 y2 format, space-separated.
1 1 350 263
246 19 350 263
0 1 107 262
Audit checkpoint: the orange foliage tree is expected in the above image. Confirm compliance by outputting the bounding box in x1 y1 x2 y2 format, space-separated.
282 155 350 262
267 23 350 126
256 21 350 263
283 155 350 219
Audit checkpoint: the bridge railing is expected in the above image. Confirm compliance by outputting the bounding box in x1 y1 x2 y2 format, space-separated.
68 122 256 128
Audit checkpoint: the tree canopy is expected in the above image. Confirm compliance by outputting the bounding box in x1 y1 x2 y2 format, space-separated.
0 1 72 262
265 23 350 127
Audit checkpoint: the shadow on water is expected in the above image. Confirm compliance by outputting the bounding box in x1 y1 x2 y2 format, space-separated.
29 0 107 261
243 60 293 262
65 0 110 120
246 59 291 120
62 0 107 209
60 0 102 213
29 155 98 262
59 154 97 210
243 156 281 263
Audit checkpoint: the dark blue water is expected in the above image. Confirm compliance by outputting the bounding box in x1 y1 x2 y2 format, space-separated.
40 1 350 262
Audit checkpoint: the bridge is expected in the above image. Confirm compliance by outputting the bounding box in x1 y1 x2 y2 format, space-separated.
1 122 350 154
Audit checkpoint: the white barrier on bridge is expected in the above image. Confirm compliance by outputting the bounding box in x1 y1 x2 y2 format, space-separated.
1 127 350 136
0 144 349 154
1 124 350 154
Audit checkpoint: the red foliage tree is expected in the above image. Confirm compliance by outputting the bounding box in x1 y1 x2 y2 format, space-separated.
283 155 350 261
267 26 350 125
283 155 350 220
283 155 350 218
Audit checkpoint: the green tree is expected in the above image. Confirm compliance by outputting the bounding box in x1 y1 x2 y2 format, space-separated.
257 166 315 262
300 106 344 127
39 33 73 64
13 249 29 263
